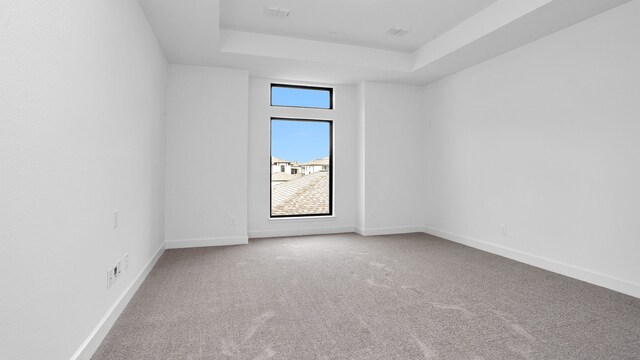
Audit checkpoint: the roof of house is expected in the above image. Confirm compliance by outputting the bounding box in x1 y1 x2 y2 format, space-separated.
271 156 291 164
300 157 329 167
271 172 301 181
272 172 329 216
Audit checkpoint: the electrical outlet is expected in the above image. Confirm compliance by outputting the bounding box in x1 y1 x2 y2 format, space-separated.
113 260 121 279
124 253 129 271
501 224 508 236
230 218 236 226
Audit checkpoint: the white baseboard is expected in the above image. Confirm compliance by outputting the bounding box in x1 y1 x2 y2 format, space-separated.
70 243 165 360
248 226 355 239
356 225 423 237
165 236 248 249
423 226 640 299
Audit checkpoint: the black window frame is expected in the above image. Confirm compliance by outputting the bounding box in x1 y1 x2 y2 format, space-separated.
270 84 334 110
270 117 333 218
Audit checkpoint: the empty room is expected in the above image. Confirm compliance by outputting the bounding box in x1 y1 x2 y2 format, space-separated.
2 0 640 359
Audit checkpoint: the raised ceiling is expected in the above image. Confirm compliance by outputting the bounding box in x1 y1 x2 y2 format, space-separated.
138 0 631 85
220 0 500 52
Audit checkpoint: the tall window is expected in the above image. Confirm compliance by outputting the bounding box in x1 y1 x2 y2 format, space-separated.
270 84 333 217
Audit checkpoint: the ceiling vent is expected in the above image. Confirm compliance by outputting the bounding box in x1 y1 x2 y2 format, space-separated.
386 27 411 36
264 6 290 18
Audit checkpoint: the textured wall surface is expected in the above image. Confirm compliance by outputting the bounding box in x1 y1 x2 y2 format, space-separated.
359 82 424 235
422 0 640 296
164 65 249 245
0 1 167 359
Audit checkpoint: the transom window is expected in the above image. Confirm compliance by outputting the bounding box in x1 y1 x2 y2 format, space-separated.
270 84 333 109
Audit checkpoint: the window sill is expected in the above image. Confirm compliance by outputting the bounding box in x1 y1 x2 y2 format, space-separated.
268 215 336 223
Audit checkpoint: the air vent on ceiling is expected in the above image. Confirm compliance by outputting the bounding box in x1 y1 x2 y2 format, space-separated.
386 27 411 37
264 6 290 18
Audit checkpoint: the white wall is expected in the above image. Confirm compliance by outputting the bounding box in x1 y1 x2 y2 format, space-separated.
422 0 640 297
0 1 167 359
357 82 424 235
248 78 358 238
164 65 249 248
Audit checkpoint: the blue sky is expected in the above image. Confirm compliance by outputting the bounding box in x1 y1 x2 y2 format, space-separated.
272 119 330 163
271 86 331 109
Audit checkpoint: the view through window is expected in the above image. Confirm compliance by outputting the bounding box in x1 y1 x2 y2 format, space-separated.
271 84 333 109
271 118 332 217
270 84 333 217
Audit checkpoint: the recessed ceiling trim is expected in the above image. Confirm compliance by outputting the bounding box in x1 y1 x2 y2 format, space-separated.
219 30 413 72
413 0 553 70
139 0 634 84
221 0 501 52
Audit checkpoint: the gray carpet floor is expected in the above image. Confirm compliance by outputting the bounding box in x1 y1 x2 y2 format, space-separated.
92 233 640 359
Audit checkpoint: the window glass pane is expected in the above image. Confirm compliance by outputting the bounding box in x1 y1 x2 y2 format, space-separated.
271 85 332 109
271 119 332 217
